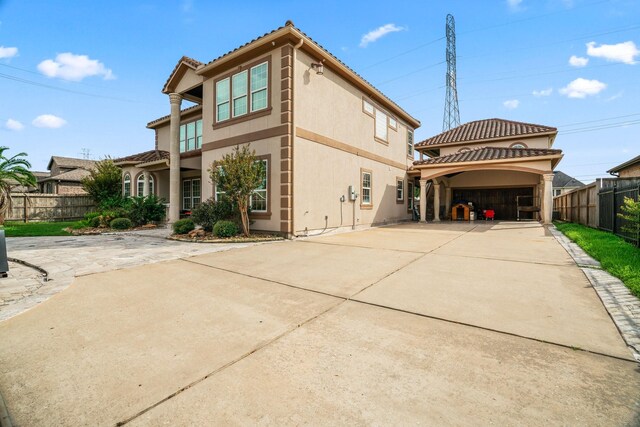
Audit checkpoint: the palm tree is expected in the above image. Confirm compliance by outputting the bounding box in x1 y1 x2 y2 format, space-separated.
0 147 36 224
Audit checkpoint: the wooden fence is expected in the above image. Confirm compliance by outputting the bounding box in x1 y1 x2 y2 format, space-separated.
6 193 95 222
553 182 599 228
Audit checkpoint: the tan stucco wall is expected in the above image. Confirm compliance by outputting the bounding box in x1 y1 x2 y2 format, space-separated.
293 138 410 233
174 68 202 94
153 108 202 152
201 136 282 232
619 163 640 178
438 135 553 157
448 170 541 188
120 166 168 199
294 50 413 167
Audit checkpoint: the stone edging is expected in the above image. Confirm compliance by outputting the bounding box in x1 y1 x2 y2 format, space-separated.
166 236 284 244
549 225 640 362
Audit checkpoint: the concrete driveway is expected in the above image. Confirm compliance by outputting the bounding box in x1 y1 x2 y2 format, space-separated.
0 222 638 426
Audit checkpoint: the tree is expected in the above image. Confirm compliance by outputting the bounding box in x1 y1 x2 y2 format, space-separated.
209 144 264 236
0 147 36 224
618 196 640 244
81 158 123 207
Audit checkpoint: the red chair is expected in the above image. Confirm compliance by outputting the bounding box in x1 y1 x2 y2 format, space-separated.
484 209 495 221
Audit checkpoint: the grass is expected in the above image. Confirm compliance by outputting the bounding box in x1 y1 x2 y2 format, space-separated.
555 221 640 297
1 221 79 237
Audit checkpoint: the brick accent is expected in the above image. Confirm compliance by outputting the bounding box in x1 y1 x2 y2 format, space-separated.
280 45 294 235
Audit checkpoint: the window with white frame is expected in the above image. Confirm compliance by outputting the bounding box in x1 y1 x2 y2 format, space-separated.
407 129 414 157
554 189 562 197
182 178 201 210
136 174 155 196
396 178 404 202
389 117 397 130
215 61 268 123
361 170 372 206
179 119 203 152
123 173 131 198
250 159 268 212
363 99 374 115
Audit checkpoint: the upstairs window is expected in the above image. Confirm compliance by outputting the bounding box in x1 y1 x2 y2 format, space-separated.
180 119 203 152
363 98 395 144
375 109 388 142
407 129 414 157
215 60 269 124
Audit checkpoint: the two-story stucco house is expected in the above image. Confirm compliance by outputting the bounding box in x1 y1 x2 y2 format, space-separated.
115 21 420 237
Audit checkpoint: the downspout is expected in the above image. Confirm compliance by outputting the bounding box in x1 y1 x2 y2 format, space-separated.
291 38 303 237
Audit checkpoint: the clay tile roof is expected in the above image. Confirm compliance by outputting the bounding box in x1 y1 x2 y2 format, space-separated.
199 21 419 127
113 150 170 164
48 156 97 171
162 56 204 93
416 118 557 148
413 146 562 166
146 104 202 128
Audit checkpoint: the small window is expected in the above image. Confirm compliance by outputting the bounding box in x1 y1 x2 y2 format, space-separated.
396 178 404 202
389 117 397 130
250 62 268 112
407 129 414 157
361 170 372 207
363 99 374 116
216 78 230 122
123 173 131 198
232 70 248 117
250 159 268 212
510 142 527 149
554 189 562 197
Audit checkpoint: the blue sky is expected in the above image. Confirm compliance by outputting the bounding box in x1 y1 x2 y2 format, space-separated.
0 0 638 183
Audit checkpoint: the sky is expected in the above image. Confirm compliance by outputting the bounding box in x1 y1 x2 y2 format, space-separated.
0 0 638 184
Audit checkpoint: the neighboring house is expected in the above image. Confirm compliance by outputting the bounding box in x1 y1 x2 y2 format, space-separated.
39 156 97 195
9 171 50 193
552 171 584 197
411 119 563 223
115 21 420 236
607 154 640 178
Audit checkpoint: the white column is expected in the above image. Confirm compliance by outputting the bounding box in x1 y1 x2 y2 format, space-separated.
542 173 554 224
168 93 182 223
419 179 427 223
433 179 441 222
142 171 150 197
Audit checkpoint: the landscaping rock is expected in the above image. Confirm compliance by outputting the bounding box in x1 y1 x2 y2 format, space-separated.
141 224 157 229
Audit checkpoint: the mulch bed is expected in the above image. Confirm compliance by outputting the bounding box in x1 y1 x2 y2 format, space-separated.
64 225 160 236
168 231 284 243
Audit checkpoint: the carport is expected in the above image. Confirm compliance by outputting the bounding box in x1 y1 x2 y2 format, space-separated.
410 119 563 223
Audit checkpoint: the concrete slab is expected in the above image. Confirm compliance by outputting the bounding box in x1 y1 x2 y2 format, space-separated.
189 240 421 297
434 222 575 266
130 302 640 426
309 222 474 253
0 260 339 426
356 253 632 359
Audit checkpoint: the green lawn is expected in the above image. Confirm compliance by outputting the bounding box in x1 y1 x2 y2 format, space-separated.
555 222 640 298
1 221 78 237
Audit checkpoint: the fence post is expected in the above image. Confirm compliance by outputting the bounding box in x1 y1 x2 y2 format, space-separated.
612 183 617 235
23 194 27 223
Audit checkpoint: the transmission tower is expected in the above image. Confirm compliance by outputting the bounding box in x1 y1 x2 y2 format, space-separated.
442 14 460 131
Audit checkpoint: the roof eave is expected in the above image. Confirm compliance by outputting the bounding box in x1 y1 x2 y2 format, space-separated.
606 154 640 174
412 153 564 170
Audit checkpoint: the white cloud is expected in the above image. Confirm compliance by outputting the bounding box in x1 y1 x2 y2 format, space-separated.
532 88 553 97
586 41 639 64
568 55 589 67
0 46 18 59
4 119 24 131
503 99 520 109
507 0 523 11
360 24 405 48
32 114 67 129
37 52 115 81
559 78 607 98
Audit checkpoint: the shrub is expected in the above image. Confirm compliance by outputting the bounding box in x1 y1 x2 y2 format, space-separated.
213 220 239 238
90 216 101 228
81 158 123 206
191 197 234 232
110 218 132 230
128 195 166 226
173 218 195 235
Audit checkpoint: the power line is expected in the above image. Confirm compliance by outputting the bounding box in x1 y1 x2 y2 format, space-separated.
559 119 640 135
361 37 445 71
557 113 640 128
375 61 445 86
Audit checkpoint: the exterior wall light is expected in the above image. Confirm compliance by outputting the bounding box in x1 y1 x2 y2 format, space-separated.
311 62 324 75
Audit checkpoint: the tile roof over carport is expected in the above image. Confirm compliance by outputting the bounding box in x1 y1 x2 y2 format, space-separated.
413 147 562 166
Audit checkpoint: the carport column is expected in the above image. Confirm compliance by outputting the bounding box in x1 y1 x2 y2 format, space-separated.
445 186 452 220
542 173 554 224
168 93 182 223
142 171 150 197
433 179 441 222
419 179 427 223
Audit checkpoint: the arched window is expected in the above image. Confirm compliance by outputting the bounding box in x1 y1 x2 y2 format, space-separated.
136 174 155 196
123 173 131 198
510 142 527 149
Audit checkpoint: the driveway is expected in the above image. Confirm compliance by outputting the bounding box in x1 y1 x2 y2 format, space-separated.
0 222 638 426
